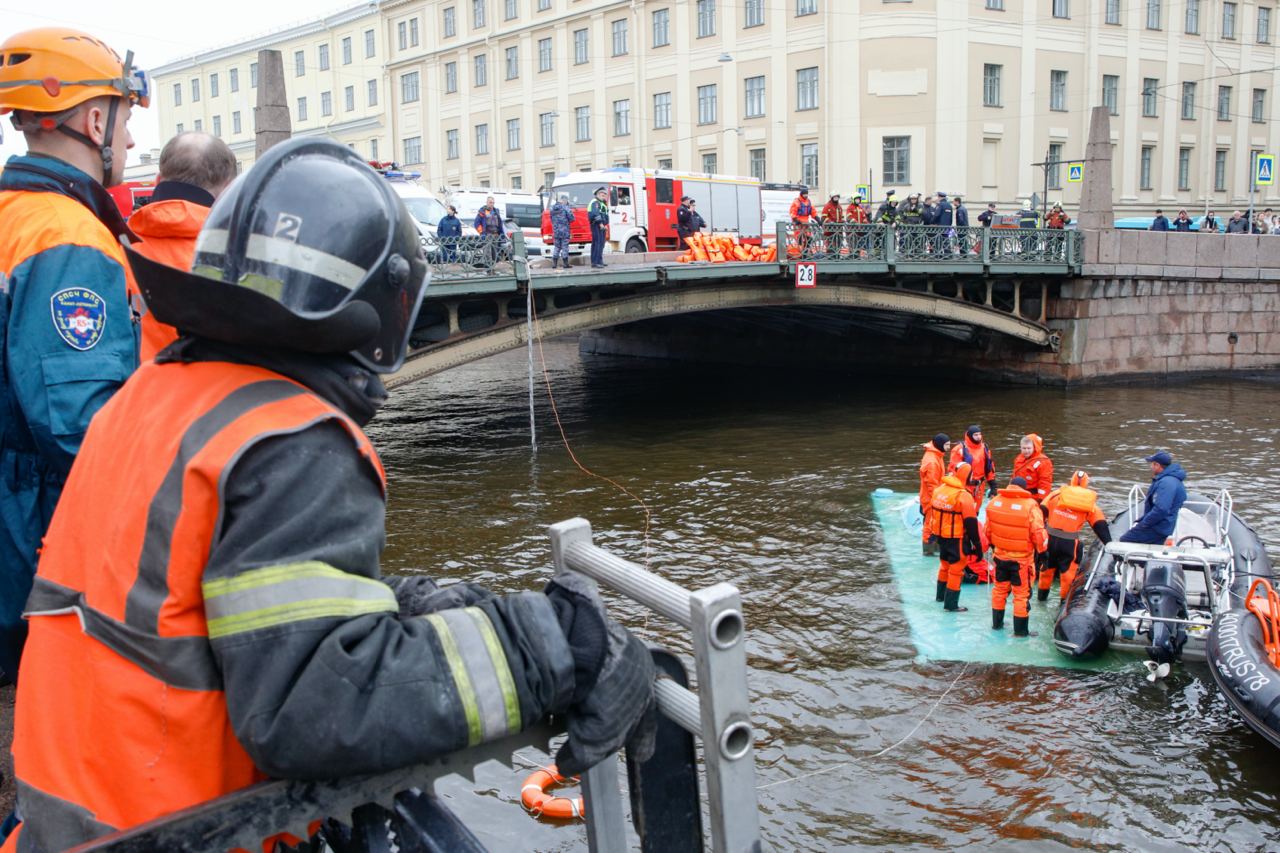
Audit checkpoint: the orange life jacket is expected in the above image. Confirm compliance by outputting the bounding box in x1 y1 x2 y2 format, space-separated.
1010 438 1053 502
951 439 994 497
928 474 976 539
985 486 1048 560
1043 484 1104 539
7 360 385 850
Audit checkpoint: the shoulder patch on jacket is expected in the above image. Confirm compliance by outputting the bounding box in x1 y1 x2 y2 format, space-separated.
50 287 106 351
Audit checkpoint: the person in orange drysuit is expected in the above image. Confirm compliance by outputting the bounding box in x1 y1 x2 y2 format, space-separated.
950 424 997 507
821 192 844 255
985 476 1049 636
1010 433 1053 503
1040 470 1112 601
927 461 983 613
918 433 950 555
129 131 237 360
789 188 816 256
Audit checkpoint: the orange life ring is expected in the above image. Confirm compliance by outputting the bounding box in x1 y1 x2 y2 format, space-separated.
520 764 585 820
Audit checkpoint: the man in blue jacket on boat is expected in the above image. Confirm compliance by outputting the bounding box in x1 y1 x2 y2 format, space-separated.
1119 451 1187 544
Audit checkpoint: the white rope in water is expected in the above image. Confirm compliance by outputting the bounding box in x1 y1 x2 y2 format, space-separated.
755 661 972 792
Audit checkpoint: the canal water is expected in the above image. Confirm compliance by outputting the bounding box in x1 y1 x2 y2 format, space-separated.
369 339 1280 851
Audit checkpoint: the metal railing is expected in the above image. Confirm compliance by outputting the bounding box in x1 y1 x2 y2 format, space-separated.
781 222 889 262
986 227 1077 266
778 222 1082 269
892 225 986 264
423 230 524 279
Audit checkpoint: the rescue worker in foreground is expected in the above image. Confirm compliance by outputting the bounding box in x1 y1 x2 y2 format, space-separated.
1119 450 1188 544
985 476 1048 636
950 424 997 507
1041 470 1112 601
3 139 656 851
928 461 982 613
129 131 238 360
0 27 149 684
1010 433 1053 503
548 191 573 269
918 433 950 555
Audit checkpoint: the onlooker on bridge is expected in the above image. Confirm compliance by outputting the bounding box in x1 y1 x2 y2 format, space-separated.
1172 210 1194 231
1254 212 1270 234
687 199 706 235
978 202 999 228
474 195 507 267
676 195 694 249
1202 209 1220 232
1226 210 1250 233
548 193 573 269
1148 209 1170 231
588 186 609 268
437 204 462 262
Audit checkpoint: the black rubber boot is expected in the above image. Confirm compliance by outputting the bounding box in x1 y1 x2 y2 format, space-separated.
936 580 947 602
943 588 968 612
1013 616 1038 637
992 608 1005 630
1037 587 1050 602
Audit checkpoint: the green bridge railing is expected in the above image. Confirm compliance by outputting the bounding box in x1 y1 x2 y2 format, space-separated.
778 223 1082 269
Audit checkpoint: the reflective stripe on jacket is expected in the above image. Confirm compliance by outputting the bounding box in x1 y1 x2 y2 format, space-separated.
984 487 1049 560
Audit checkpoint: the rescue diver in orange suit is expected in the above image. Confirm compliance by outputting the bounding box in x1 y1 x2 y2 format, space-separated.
985 476 1049 636
950 424 997 507
1040 470 1112 601
927 461 983 613
1010 433 1053 504
918 433 950 555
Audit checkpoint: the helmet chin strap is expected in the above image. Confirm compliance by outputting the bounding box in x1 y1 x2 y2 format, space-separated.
34 98 119 184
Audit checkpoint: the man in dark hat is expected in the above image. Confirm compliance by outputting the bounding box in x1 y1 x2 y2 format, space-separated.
1119 451 1188 544
951 425 997 507
676 194 694 249
588 185 610 268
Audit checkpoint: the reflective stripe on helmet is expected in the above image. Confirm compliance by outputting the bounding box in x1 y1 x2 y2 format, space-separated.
197 228 369 291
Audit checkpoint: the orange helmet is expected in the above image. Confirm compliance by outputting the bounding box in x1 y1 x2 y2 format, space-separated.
0 28 149 116
951 461 972 483
1070 470 1090 488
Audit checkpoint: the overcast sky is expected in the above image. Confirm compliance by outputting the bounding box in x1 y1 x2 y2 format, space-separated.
1 0 355 165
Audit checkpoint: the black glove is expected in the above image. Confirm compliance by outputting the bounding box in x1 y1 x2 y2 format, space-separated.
987 481 999 499
1093 520 1113 545
546 573 657 776
962 517 982 557
384 575 493 619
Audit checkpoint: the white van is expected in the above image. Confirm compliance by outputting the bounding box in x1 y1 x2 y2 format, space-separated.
385 176 449 244
447 188 546 256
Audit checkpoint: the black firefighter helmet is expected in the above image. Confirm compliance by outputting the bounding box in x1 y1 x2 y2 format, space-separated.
126 137 430 373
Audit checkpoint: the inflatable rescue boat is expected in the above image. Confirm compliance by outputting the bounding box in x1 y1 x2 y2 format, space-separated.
1206 572 1280 749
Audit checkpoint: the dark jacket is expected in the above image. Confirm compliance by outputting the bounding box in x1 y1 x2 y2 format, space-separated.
1149 216 1170 232
1226 216 1249 233
954 205 969 227
978 208 996 227
676 203 692 237
473 206 505 235
549 202 573 234
588 198 609 226
936 203 967 228
1173 217 1193 231
876 199 897 223
689 211 706 231
1130 463 1188 540
922 203 939 226
437 213 462 238
1202 215 1219 232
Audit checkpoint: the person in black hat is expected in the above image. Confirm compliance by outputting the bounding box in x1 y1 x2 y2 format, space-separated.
1119 451 1188 543
588 185 610 267
876 189 898 224
919 433 951 555
676 194 694 249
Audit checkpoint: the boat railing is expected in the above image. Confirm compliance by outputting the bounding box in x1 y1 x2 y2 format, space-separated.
1126 484 1146 526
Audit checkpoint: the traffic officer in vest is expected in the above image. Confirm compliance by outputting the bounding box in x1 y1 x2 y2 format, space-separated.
985 477 1049 636
927 461 983 613
588 186 609 268
1010 433 1053 504
4 139 656 851
1040 470 1112 601
950 424 997 506
0 27 149 684
918 432 950 555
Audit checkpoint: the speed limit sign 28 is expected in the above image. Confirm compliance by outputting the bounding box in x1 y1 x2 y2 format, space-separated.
795 262 817 288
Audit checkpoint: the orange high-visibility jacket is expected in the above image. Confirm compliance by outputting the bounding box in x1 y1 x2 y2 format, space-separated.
1043 484 1106 539
918 443 947 514
1010 434 1053 502
129 198 209 361
928 474 978 539
984 486 1049 561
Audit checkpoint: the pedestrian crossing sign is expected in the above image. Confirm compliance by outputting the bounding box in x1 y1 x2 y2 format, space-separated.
1256 154 1275 186
1067 162 1084 183
855 183 871 200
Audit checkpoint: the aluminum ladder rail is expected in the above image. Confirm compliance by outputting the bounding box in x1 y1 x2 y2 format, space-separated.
549 518 760 853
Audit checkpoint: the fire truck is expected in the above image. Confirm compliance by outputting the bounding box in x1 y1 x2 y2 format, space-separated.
541 167 764 253
107 180 155 218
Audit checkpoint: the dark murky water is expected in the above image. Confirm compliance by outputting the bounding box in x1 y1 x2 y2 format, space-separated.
367 340 1280 851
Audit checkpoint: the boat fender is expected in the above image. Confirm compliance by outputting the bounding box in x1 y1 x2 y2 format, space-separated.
520 765 585 821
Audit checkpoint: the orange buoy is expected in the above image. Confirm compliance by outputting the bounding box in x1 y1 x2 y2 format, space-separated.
520 765 585 821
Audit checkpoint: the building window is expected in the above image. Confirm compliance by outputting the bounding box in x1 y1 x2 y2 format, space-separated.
507 118 520 150
193 119 202 132
612 19 628 55
1178 147 1192 190
987 0 1005 8
1260 7 1272 43
697 0 716 38
539 0 550 10
365 29 375 57
345 85 355 111
297 96 307 121
445 62 458 93
702 152 718 173
1140 146 1153 189
653 9 670 46
800 142 818 188
1143 78 1158 116
475 123 489 155
371 138 379 160
575 105 591 140
1052 0 1069 19
543 170 555 190
506 0 518 20
232 111 241 134
653 92 672 128
540 111 556 146
1050 70 1067 111
1215 149 1228 190
797 0 817 15
411 18 420 46
1223 2 1237 38
1047 142 1062 189
1186 0 1200 34
398 21 408 49
212 115 222 137
653 158 670 171
749 148 766 180
229 68 239 93
574 29 588 64
883 135 910 184
613 99 631 136
511 175 523 189
444 7 457 37
1102 74 1119 114
404 136 422 164
506 46 519 79
320 91 332 117
176 122 183 134
446 129 459 159
1106 0 1120 24
983 64 1001 107
1218 86 1232 120
294 50 305 76
368 79 379 106
1253 88 1267 123
745 76 766 118
474 54 488 86
318 44 330 71
796 67 818 111
473 0 486 28
401 71 420 103
172 82 181 106
1147 0 1161 30
1182 82 1196 119
538 37 552 71
191 77 200 102
209 73 219 98
250 62 258 87
342 36 352 65
697 83 718 124
745 0 764 27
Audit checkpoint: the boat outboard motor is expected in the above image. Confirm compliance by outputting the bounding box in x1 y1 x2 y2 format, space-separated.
1142 561 1188 665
